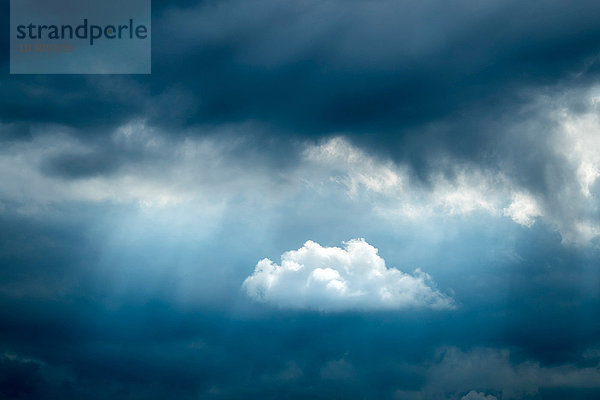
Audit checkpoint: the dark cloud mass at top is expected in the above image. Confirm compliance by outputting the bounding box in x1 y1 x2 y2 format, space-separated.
2 1 600 134
1 0 600 399
1 0 600 187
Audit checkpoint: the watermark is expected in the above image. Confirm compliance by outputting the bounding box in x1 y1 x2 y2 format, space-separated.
10 0 151 74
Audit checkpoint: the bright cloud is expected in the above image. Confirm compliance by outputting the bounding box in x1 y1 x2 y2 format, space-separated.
502 193 542 227
304 137 405 196
242 239 454 311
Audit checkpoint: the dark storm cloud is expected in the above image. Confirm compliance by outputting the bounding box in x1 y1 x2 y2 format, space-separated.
1 0 599 209
0 0 597 202
3 0 600 136
153 0 600 131
42 149 124 178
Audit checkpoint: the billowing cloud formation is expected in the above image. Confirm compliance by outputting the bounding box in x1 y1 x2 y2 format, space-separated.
3 83 600 247
243 239 454 311
2 104 599 245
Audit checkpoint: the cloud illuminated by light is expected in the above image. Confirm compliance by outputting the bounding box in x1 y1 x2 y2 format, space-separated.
243 239 454 311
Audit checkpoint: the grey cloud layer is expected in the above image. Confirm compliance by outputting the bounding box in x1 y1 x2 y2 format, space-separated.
2 95 598 245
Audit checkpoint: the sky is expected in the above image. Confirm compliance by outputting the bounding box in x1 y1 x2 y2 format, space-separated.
1 0 600 399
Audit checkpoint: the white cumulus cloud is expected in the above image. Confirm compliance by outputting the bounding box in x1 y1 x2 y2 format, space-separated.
243 239 454 311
